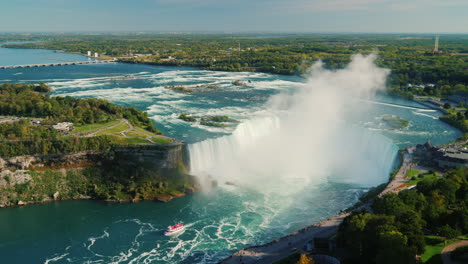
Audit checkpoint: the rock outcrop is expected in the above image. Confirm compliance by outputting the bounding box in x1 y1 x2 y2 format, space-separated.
0 142 197 208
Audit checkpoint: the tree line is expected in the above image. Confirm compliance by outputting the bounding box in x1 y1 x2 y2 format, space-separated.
0 83 162 157
338 168 467 264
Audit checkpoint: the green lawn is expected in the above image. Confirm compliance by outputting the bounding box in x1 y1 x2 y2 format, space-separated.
406 172 438 186
125 130 149 138
405 169 420 178
134 126 154 135
151 137 173 144
74 120 171 145
96 121 129 135
72 120 119 133
421 236 458 264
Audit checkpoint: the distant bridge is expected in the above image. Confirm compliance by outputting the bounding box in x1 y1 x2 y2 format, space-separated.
0 60 115 69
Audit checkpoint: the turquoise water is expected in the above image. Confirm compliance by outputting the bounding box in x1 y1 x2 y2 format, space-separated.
0 43 95 67
0 49 461 264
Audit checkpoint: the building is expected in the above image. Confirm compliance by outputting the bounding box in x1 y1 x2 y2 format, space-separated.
87 51 91 56
52 122 74 134
414 140 468 169
94 52 99 58
436 147 468 168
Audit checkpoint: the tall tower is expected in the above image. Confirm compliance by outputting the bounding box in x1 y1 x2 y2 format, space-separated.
434 35 439 52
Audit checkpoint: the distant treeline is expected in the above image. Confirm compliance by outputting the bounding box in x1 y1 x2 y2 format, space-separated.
4 34 468 97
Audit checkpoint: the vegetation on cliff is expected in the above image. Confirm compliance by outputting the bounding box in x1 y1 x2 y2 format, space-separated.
338 168 468 264
440 111 468 134
1 158 197 207
0 83 193 207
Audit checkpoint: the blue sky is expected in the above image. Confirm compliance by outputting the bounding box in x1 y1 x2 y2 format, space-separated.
1 0 467 33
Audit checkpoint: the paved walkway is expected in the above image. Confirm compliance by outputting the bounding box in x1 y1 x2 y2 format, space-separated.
441 240 468 264
379 147 415 196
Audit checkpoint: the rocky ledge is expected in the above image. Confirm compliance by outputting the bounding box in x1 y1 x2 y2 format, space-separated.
0 143 200 208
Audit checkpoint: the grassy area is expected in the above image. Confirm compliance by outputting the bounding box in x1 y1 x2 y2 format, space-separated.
125 137 150 144
405 169 420 178
74 119 172 145
125 130 149 138
406 172 438 186
421 236 458 264
151 137 173 144
96 121 129 135
72 120 120 133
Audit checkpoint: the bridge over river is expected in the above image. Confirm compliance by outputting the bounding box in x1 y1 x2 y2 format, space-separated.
0 59 115 69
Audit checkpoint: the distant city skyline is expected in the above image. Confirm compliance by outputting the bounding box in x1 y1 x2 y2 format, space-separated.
1 0 467 33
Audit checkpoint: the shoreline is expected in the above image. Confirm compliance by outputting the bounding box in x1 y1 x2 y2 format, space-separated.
0 185 196 209
219 148 414 264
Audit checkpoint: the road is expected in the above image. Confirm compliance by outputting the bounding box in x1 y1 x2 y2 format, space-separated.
441 240 468 264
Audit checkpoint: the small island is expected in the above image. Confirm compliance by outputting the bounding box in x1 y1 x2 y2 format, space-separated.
178 114 239 128
200 115 239 127
164 83 219 93
382 115 410 129
232 80 247 86
178 113 196 122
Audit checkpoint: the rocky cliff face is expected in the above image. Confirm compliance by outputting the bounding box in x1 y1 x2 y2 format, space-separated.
111 143 188 175
0 142 197 207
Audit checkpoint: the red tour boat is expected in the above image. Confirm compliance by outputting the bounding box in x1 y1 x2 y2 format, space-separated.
164 223 185 236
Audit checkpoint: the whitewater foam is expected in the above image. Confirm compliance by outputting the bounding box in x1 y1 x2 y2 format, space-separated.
189 54 398 191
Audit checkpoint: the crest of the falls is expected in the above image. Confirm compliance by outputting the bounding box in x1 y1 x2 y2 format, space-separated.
188 116 398 189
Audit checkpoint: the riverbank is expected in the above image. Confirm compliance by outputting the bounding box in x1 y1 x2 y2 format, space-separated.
220 148 415 264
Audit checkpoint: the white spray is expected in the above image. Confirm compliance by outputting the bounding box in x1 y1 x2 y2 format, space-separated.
189 54 398 191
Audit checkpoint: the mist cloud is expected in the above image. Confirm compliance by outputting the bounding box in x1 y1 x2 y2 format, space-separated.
189 54 396 192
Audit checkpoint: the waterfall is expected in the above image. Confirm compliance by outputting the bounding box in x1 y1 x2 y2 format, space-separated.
189 54 399 190
188 115 281 185
188 116 398 189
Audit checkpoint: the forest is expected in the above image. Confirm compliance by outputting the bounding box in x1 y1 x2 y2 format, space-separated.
0 83 161 157
338 168 468 264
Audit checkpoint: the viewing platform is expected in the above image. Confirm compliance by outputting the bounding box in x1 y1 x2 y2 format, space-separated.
0 60 115 69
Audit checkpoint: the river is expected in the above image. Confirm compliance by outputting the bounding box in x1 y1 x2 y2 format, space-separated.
0 46 461 264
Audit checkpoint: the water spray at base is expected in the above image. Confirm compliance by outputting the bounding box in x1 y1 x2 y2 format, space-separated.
189 54 398 191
